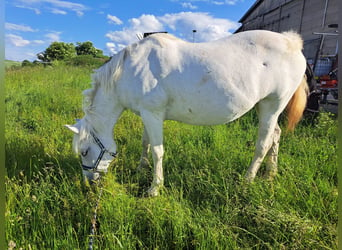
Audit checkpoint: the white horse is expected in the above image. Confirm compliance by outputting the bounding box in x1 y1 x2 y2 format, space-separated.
66 30 308 196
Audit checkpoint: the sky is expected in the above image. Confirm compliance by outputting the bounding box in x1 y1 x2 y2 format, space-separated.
5 0 256 62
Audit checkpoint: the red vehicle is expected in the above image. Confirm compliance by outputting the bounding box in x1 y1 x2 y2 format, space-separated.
318 68 338 104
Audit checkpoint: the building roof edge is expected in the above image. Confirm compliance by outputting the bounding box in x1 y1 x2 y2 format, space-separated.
238 0 264 23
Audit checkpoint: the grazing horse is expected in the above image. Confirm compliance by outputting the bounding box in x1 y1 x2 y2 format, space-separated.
66 30 308 196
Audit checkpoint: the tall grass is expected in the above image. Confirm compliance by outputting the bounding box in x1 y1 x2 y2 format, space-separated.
5 65 337 249
5 60 21 69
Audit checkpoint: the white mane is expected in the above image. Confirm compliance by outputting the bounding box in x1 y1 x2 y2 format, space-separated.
82 33 183 115
82 48 127 114
75 47 127 152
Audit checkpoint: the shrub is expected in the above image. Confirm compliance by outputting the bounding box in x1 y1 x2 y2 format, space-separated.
66 55 110 68
21 60 33 67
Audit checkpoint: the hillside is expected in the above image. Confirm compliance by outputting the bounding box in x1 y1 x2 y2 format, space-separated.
5 60 21 68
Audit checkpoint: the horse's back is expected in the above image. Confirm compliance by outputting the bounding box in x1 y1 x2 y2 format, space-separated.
117 30 306 125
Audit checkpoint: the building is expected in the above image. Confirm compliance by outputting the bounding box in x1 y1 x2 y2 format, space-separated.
236 0 338 76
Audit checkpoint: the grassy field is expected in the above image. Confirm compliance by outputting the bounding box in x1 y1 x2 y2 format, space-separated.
5 65 337 249
5 60 21 69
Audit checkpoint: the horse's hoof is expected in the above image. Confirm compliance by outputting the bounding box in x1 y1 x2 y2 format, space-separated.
138 158 150 170
245 173 255 183
147 186 161 197
263 171 277 181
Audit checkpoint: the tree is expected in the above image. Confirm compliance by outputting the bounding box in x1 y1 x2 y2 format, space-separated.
38 42 76 62
75 41 104 57
22 60 33 67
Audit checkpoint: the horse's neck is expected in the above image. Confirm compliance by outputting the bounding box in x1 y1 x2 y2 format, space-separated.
86 87 122 137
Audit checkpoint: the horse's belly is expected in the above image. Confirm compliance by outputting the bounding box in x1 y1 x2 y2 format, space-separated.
166 110 235 125
165 95 252 125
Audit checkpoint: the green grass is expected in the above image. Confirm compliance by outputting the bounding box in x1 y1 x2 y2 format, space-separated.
5 60 21 69
5 65 337 249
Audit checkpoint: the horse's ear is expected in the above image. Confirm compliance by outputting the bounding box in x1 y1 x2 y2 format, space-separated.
64 124 80 134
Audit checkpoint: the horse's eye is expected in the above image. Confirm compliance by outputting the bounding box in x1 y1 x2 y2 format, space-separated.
81 150 88 157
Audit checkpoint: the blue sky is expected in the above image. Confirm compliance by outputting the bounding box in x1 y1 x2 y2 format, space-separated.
5 0 255 61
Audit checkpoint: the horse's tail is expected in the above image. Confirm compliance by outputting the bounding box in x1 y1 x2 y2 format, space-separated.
286 76 309 131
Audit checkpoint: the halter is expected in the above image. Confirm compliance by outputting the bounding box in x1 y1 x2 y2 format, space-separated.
82 131 117 172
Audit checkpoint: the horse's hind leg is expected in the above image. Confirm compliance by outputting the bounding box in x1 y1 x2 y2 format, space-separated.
245 100 281 181
139 127 150 169
265 123 281 180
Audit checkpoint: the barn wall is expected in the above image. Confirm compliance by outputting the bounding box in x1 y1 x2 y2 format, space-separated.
237 0 338 75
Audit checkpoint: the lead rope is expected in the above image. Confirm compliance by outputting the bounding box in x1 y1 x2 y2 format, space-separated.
88 175 104 250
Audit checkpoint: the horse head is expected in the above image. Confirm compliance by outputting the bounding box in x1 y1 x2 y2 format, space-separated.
65 119 117 181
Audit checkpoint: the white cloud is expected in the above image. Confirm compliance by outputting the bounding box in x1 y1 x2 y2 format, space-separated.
15 4 41 14
173 0 244 6
45 0 87 16
106 14 163 45
6 47 36 61
105 42 126 55
105 12 239 55
5 31 66 61
6 34 31 47
26 52 38 58
5 29 64 61
33 40 45 44
75 11 84 17
212 1 225 5
5 22 37 32
45 31 62 42
160 12 239 41
106 42 116 54
15 0 87 16
130 14 164 32
107 14 123 25
50 8 67 15
225 0 240 5
5 42 46 61
181 2 198 9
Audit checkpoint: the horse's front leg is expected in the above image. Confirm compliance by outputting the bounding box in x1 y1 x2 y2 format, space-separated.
141 111 164 197
148 144 164 196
